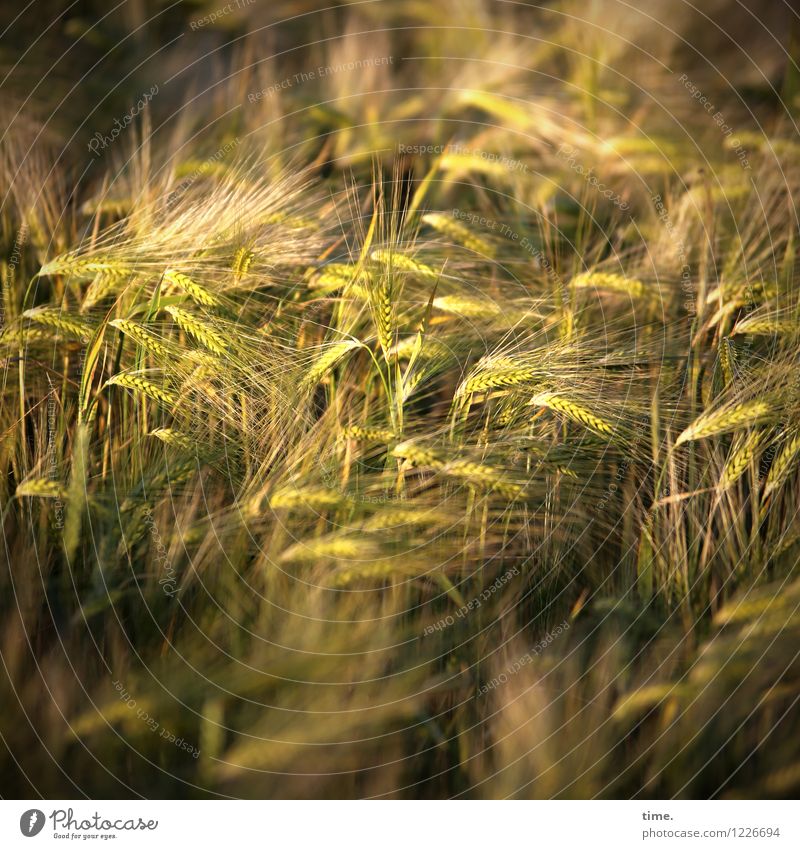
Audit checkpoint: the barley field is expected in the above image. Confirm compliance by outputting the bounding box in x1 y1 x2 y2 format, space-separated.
1 0 799 800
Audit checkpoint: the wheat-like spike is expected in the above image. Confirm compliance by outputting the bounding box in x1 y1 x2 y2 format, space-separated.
83 271 127 310
343 425 397 442
164 306 227 354
763 431 800 498
433 295 501 318
361 507 450 530
570 272 647 299
422 212 495 257
22 308 92 339
149 428 195 451
267 486 343 510
718 336 735 386
722 430 766 486
370 249 439 279
280 535 374 563
401 368 427 402
231 248 255 281
163 269 221 307
712 279 778 306
0 324 52 345
301 339 363 389
443 459 523 497
39 252 131 279
108 373 177 406
457 359 539 397
309 263 359 294
16 478 66 499
373 274 394 357
110 319 169 358
529 391 614 436
676 399 773 446
329 559 432 586
391 440 445 469
774 526 800 557
732 315 795 336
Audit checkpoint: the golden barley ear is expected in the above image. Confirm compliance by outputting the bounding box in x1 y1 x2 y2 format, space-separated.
22 307 92 339
301 339 364 389
456 357 540 398
163 269 222 307
342 425 397 442
676 398 774 446
39 252 131 280
570 272 649 299
528 391 615 438
107 372 177 406
763 430 800 499
721 430 766 487
110 319 170 358
422 212 495 257
163 306 228 354
15 478 66 499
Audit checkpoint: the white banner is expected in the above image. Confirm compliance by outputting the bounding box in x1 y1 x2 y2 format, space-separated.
1 800 796 848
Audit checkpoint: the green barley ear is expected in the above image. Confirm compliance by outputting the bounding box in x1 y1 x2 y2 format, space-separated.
83 271 127 310
529 391 614 437
422 212 494 257
433 295 500 319
110 319 169 358
731 315 795 336
370 249 440 279
280 535 376 564
266 486 343 510
308 263 359 295
570 272 648 299
163 269 221 307
391 440 444 469
441 459 523 498
718 336 735 388
301 339 363 389
721 430 766 487
163 306 227 354
16 478 66 499
22 307 92 339
78 321 108 425
373 272 394 361
231 248 255 282
675 398 773 446
39 252 131 280
149 428 195 451
456 357 540 398
763 431 800 498
342 425 397 442
107 372 177 406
